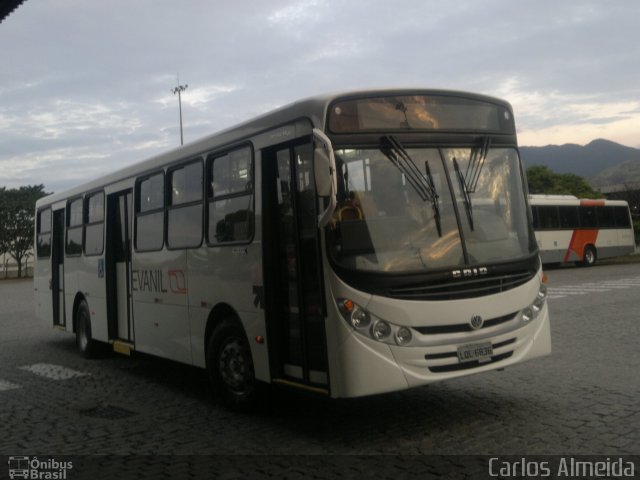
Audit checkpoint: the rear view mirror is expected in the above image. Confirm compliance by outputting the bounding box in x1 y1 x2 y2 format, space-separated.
313 128 337 227
314 146 332 197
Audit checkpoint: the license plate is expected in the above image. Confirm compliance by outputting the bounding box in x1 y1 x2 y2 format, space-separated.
457 342 493 363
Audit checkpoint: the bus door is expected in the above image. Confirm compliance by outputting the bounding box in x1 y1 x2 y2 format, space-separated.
262 141 329 393
51 209 65 327
106 190 134 343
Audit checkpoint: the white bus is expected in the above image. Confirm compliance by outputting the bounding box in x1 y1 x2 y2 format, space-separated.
34 89 551 408
530 195 635 266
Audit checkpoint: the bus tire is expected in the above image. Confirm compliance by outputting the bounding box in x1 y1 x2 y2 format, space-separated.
207 319 258 410
581 245 597 267
75 300 100 358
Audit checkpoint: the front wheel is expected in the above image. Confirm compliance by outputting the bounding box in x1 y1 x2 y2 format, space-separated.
581 245 597 267
75 300 100 358
207 320 258 410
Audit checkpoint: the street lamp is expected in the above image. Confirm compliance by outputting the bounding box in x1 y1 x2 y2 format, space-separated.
171 83 188 145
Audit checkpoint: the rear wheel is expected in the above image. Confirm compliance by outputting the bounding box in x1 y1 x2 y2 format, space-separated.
75 300 100 358
581 245 597 267
207 320 258 410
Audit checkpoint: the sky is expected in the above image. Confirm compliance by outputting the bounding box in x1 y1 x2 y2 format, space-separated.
1 0 639 193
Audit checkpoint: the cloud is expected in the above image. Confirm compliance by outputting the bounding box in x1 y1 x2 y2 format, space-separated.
267 0 325 26
493 77 640 146
1 0 639 193
155 83 240 111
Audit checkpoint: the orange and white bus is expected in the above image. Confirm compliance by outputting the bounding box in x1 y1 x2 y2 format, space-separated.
530 195 635 266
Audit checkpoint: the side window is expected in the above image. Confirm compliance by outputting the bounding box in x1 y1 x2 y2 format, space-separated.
537 206 559 230
558 206 579 229
84 192 105 256
66 198 83 256
531 206 539 229
37 208 52 258
207 146 254 244
596 206 615 229
579 206 597 228
167 160 203 249
614 206 631 228
135 173 165 251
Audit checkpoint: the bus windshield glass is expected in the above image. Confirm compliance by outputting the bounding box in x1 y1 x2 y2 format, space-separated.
329 146 534 273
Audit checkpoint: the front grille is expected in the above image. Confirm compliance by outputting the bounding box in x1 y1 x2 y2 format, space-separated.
425 338 516 373
388 271 535 301
414 312 517 335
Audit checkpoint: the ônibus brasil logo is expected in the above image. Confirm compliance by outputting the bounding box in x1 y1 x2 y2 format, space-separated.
8 456 73 479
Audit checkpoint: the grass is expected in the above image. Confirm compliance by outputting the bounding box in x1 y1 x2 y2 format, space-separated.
598 251 640 265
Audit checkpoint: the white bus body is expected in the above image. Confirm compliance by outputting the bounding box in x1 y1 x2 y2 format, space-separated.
530 194 635 266
34 90 551 406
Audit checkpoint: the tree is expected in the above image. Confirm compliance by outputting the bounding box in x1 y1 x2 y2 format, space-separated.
613 182 640 245
526 165 602 199
0 185 48 278
526 165 557 194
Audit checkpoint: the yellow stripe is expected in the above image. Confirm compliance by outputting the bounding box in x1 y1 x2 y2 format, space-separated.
272 378 329 395
112 340 134 356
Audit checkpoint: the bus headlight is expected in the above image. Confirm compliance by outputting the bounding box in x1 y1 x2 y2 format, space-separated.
521 284 547 325
372 320 391 340
537 284 548 299
337 298 414 346
395 327 413 345
532 295 544 312
351 308 371 328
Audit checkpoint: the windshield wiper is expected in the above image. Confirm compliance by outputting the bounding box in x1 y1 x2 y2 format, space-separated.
454 158 474 230
465 136 491 192
381 135 442 237
423 160 441 237
453 136 491 231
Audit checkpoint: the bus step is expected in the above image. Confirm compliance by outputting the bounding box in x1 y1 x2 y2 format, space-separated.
272 378 329 396
112 340 134 356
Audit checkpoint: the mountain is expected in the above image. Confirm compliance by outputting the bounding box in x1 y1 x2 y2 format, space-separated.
519 139 640 188
592 160 640 188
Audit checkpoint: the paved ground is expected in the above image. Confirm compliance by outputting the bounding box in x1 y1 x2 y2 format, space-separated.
1 263 639 478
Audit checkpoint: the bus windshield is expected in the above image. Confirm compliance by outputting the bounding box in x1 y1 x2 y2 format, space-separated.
329 146 534 273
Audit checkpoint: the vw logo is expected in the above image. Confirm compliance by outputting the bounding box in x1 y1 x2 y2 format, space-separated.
469 315 484 330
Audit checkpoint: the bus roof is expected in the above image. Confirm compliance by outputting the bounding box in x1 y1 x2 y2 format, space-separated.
529 194 629 207
36 88 513 208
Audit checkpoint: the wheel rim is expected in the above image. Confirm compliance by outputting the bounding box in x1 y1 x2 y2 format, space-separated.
218 337 252 395
78 313 89 351
585 249 595 264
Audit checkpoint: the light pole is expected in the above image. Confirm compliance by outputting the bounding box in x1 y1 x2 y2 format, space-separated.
172 83 188 145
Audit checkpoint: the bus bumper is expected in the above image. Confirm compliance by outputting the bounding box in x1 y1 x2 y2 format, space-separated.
390 306 551 389
331 305 551 398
